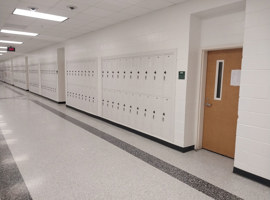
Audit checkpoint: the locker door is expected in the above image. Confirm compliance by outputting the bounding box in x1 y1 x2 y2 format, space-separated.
105 89 111 120
111 59 117 91
151 96 162 138
161 97 174 142
126 58 133 93
117 91 124 124
153 55 164 97
115 58 121 91
138 94 147 133
127 92 135 128
109 89 116 122
107 59 112 90
133 93 141 130
102 88 108 119
81 62 86 87
141 56 151 95
110 89 116 121
102 60 108 89
122 92 129 126
83 86 89 112
121 57 128 91
163 53 175 98
92 60 97 88
101 60 105 90
115 90 121 124
144 95 155 135
132 57 141 94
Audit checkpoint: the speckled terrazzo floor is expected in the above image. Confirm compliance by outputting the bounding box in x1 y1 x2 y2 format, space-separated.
0 83 269 200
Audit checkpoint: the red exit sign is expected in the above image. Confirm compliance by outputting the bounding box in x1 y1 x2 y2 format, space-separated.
7 46 15 52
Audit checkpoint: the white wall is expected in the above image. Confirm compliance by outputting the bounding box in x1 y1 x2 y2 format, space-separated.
184 8 245 148
234 0 270 180
200 11 245 49
65 0 244 147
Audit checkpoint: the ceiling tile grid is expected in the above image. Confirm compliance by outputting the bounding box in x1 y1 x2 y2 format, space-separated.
0 0 188 61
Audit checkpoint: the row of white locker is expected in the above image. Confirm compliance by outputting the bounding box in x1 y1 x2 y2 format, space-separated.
66 60 97 70
102 89 174 142
40 69 58 74
13 79 27 84
66 69 97 87
101 68 170 81
66 85 98 115
29 83 39 94
102 53 175 70
13 70 27 73
28 65 40 95
101 54 175 98
65 87 174 142
28 70 39 74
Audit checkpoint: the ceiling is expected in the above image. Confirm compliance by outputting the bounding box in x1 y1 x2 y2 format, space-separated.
0 0 187 61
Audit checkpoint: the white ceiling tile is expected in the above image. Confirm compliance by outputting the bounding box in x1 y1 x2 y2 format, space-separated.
16 1 52 12
121 5 150 17
4 15 35 27
124 0 146 4
36 34 64 42
82 7 113 17
0 0 187 60
20 0 61 8
71 13 100 23
0 0 19 7
95 0 133 12
52 0 91 15
166 0 188 3
136 0 173 10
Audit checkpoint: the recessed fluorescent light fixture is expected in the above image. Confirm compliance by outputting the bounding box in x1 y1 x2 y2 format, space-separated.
1 29 38 36
0 51 7 53
0 54 3 56
0 40 23 44
13 8 68 22
0 46 7 49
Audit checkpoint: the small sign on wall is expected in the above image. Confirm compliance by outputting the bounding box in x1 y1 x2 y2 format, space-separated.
230 70 241 86
178 71 185 80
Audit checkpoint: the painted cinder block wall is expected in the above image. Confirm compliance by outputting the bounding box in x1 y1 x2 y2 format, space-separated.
234 0 270 181
65 0 244 148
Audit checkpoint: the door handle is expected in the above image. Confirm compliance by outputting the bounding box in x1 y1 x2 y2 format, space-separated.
205 98 212 107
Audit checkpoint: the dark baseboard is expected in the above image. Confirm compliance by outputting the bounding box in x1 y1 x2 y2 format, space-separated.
66 105 194 153
233 167 270 187
28 90 66 104
13 84 29 91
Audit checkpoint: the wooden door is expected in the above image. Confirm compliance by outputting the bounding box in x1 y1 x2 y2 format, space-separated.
202 48 242 158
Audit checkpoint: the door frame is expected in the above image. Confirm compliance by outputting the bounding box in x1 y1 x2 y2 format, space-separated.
195 45 243 150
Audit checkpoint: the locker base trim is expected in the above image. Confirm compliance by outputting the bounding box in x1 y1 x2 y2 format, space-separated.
66 105 194 153
233 167 270 187
13 84 29 91
28 90 66 104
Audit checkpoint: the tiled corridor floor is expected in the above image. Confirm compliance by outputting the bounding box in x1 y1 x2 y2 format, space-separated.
0 83 269 200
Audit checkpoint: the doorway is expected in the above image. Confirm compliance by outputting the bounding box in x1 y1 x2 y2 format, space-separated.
202 48 242 158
